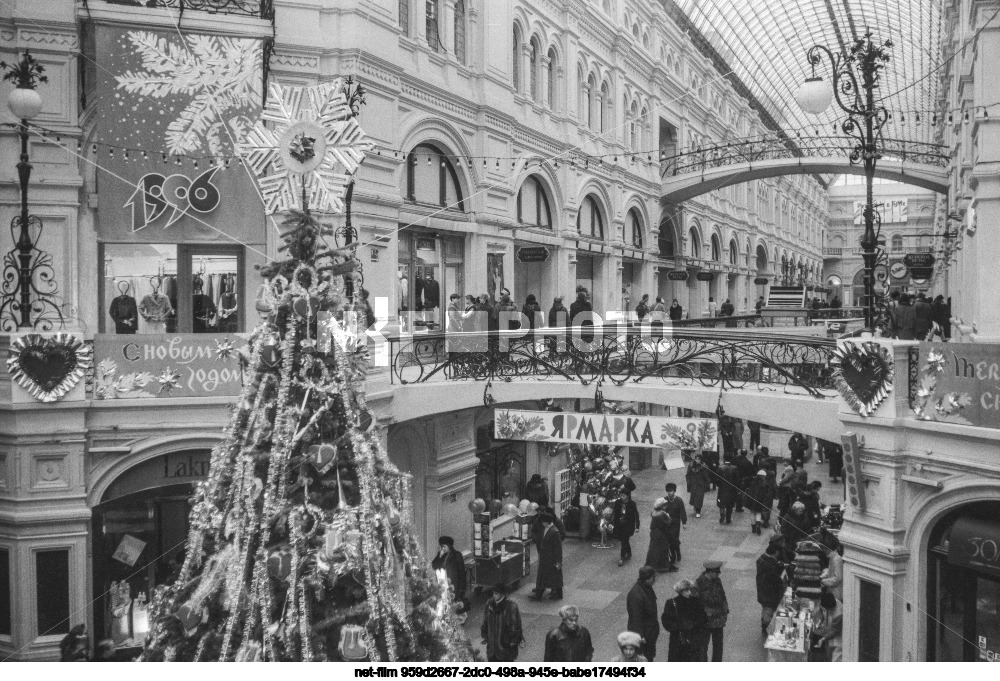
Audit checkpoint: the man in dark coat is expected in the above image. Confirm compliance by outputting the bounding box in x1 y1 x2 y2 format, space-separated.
530 513 563 600
626 566 659 661
718 416 738 460
661 578 708 662
430 536 466 601
543 605 593 662
931 294 951 340
893 294 916 340
612 490 640 566
914 293 933 340
525 474 549 507
797 481 823 532
756 544 786 636
744 471 775 534
701 448 720 490
827 443 844 482
663 482 687 563
685 458 711 518
695 561 729 662
748 420 762 451
733 448 755 513
715 459 741 524
645 498 677 573
480 583 523 661
788 432 809 464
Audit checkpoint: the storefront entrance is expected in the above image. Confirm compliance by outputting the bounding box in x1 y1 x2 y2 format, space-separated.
927 501 1000 661
91 450 210 647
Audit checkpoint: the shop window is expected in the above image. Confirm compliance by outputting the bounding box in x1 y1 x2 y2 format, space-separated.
858 579 881 662
36 549 70 637
628 209 643 248
406 144 466 211
0 547 9 636
475 422 525 505
397 232 464 331
577 195 604 239
688 227 701 258
100 244 242 334
425 0 440 51
576 254 595 294
452 0 466 64
516 176 552 229
659 216 676 257
399 0 409 35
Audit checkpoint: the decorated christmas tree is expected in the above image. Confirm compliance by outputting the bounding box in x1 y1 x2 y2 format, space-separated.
141 80 474 662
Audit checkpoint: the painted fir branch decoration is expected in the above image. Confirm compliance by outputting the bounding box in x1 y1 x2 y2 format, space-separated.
911 350 974 424
116 31 261 156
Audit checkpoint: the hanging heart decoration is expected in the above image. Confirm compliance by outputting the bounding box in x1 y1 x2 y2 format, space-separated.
830 340 894 417
308 442 338 473
267 549 293 580
292 295 320 320
7 333 92 402
176 603 203 635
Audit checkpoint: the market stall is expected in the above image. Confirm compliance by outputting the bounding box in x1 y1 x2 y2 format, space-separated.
468 500 533 593
764 586 816 662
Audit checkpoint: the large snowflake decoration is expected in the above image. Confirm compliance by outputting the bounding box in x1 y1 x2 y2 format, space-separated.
237 81 371 214
116 31 262 156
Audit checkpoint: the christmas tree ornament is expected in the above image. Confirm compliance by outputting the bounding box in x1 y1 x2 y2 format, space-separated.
338 624 369 661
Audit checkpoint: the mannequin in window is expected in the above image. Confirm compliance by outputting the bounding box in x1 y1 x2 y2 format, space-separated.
192 275 217 333
422 272 440 325
139 276 173 334
109 280 138 334
217 275 238 333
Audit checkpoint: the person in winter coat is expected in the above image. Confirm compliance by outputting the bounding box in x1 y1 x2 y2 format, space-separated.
719 416 738 460
827 443 844 482
430 536 467 600
612 490 640 566
797 481 823 532
752 445 771 473
780 501 811 550
661 578 708 662
893 294 916 340
649 297 668 323
669 299 684 322
531 514 563 600
756 544 786 636
634 294 650 322
663 482 687 563
721 299 736 327
695 561 730 662
611 631 647 663
543 605 594 662
496 288 520 330
733 448 755 512
59 623 90 661
744 470 775 534
931 294 951 340
914 293 933 340
776 460 801 515
685 458 712 518
788 432 809 464
748 420 762 450
701 448 720 490
548 296 568 328
707 296 718 318
820 537 844 602
525 473 549 507
522 294 542 330
716 459 741 524
626 566 659 661
481 583 523 661
813 591 843 661
645 498 677 572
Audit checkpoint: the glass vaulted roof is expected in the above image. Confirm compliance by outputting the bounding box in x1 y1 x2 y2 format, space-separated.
671 0 943 146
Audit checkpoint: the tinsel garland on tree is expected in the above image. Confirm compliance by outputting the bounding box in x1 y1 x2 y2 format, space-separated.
141 209 475 662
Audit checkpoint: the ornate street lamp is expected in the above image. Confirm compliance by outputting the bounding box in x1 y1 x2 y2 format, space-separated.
1 50 63 330
795 31 893 333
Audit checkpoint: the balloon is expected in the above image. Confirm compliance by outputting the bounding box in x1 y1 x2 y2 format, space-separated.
592 457 606 468
503 503 519 517
529 502 540 513
518 499 531 514
490 499 503 516
584 462 594 472
602 507 614 520
469 498 486 514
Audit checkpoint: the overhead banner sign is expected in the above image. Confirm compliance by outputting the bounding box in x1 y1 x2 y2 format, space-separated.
94 25 265 244
494 409 718 450
854 198 908 224
914 343 1000 429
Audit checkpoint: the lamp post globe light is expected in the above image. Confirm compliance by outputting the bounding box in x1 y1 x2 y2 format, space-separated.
796 31 893 334
1 50 63 330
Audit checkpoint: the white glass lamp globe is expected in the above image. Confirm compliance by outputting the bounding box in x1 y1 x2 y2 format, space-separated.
8 86 42 120
795 77 833 115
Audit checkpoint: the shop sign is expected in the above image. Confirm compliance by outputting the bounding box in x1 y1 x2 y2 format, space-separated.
102 450 212 503
915 343 1000 429
904 253 935 268
516 246 550 263
753 276 769 285
666 271 689 281
696 271 716 281
94 25 265 244
890 261 908 280
948 516 1000 578
93 333 247 399
493 409 717 450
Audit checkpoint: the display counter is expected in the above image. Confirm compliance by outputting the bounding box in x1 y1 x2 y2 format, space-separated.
765 587 816 662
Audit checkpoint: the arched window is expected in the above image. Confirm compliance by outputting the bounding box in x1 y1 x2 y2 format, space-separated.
405 143 466 211
587 74 597 129
632 23 639 39
529 37 540 100
756 245 768 271
577 195 604 239
603 0 611 13
547 47 557 107
659 215 677 257
512 26 522 91
642 31 650 49
890 234 903 252
639 107 647 149
578 64 585 117
600 81 610 132
711 234 721 262
399 0 410 35
688 227 701 258
516 175 553 229
454 0 467 64
628 208 643 247
425 0 440 51
629 101 638 149
729 240 738 265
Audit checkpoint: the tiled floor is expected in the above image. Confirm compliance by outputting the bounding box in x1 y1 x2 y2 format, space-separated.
460 429 845 662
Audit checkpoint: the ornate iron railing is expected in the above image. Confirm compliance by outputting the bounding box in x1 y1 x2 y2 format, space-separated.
661 136 949 179
389 327 838 398
104 0 273 18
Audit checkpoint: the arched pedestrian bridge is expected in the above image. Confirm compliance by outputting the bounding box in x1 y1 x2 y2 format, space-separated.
383 327 845 440
661 136 949 203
